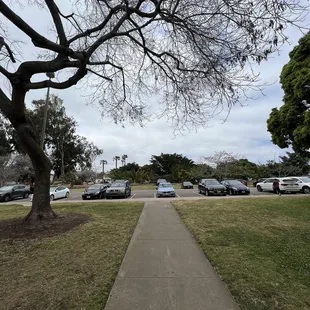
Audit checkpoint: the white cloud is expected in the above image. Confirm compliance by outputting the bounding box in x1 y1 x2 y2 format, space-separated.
0 3 306 172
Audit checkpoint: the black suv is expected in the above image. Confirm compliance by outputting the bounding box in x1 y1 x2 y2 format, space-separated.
198 179 226 196
0 184 30 202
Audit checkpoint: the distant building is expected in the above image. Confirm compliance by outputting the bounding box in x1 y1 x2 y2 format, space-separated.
95 177 112 184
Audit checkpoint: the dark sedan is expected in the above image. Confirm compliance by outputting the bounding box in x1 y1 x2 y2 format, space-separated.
222 180 250 195
181 181 194 189
82 184 108 200
198 179 226 196
0 185 30 202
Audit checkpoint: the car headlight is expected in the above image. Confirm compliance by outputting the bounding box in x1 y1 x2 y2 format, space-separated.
95 191 100 194
246 187 249 190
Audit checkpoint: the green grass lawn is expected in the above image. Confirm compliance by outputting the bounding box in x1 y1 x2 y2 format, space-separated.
0 202 143 309
173 197 310 310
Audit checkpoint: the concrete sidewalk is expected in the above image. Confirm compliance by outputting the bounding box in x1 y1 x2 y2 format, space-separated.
104 201 239 310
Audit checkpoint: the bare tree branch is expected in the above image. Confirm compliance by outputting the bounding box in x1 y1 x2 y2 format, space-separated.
0 64 11 79
87 68 112 81
0 0 81 59
44 0 67 45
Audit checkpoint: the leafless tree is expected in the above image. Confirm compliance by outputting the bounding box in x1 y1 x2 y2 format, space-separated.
202 151 241 178
0 153 33 186
0 0 308 222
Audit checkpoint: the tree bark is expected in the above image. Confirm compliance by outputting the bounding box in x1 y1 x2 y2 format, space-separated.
0 88 57 223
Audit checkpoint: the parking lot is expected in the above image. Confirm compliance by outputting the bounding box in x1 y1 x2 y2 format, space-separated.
68 187 273 201
2 186 306 205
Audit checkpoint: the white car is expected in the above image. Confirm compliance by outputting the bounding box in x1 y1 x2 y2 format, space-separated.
256 177 300 193
30 186 70 201
288 176 310 194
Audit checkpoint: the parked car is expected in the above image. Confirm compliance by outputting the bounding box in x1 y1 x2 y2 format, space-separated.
156 178 167 186
82 184 109 200
289 176 310 194
50 186 70 201
256 178 300 193
221 179 250 195
0 184 30 202
156 182 176 198
105 180 131 199
253 178 266 187
198 179 226 196
30 186 70 202
181 181 194 189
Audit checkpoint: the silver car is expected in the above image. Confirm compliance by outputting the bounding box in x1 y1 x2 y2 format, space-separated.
156 182 176 198
105 181 131 199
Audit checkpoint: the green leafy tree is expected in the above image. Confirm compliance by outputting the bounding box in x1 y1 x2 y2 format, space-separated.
267 32 310 154
150 153 194 180
6 95 102 179
190 164 214 183
0 116 12 156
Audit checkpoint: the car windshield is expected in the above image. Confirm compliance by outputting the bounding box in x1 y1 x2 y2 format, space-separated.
205 180 220 185
111 183 125 187
299 177 310 183
0 186 14 191
159 183 172 188
228 180 243 185
88 185 101 189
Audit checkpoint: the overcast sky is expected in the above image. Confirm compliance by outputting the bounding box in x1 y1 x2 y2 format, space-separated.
0 2 307 172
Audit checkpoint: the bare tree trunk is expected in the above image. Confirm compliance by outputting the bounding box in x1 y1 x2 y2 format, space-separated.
16 122 56 222
0 88 56 222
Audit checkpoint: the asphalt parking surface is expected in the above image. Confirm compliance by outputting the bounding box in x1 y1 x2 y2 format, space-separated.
2 187 301 205
64 187 275 201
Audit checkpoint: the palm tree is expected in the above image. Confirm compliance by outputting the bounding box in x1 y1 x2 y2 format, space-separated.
121 154 128 166
100 159 107 176
113 156 120 169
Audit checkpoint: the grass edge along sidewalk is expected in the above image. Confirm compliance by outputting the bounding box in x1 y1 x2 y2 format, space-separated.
0 202 143 310
173 197 310 310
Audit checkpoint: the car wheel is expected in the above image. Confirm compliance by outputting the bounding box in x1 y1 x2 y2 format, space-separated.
303 186 310 194
3 195 10 202
65 192 69 198
24 192 29 199
257 185 262 192
50 194 54 201
82 196 86 200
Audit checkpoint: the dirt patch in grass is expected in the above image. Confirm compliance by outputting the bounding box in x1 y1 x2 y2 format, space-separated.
0 213 90 241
